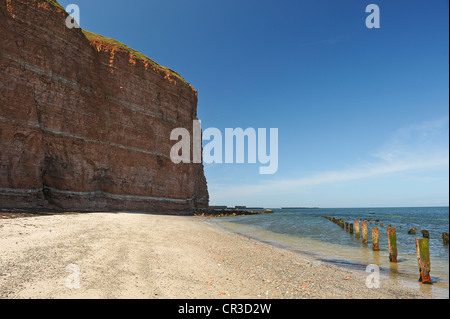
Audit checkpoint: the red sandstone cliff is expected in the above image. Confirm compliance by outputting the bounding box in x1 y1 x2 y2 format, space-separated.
0 0 209 212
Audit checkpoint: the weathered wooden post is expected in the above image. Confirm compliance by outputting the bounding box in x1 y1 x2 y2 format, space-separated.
361 221 368 244
415 238 432 284
443 232 449 245
421 230 430 239
354 221 360 238
387 227 398 263
349 223 354 234
345 222 349 232
372 228 380 251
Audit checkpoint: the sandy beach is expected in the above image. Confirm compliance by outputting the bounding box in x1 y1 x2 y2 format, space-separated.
0 212 437 299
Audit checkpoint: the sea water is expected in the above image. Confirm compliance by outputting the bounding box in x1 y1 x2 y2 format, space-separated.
214 207 449 298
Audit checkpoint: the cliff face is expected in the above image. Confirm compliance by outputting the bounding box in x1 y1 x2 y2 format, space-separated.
0 0 209 212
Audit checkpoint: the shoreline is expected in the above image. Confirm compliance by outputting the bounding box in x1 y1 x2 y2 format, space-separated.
209 218 449 299
0 212 444 299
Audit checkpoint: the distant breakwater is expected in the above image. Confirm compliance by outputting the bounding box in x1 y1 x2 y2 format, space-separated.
195 209 274 218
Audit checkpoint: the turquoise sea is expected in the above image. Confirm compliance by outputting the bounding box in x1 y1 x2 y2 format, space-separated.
214 207 449 298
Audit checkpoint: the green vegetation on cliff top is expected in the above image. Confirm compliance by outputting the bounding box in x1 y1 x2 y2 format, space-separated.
82 30 192 88
45 0 193 89
45 0 64 10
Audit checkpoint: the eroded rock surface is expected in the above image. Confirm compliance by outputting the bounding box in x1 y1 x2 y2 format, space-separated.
0 0 208 212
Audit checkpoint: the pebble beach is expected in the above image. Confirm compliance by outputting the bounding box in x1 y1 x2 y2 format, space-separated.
0 212 438 299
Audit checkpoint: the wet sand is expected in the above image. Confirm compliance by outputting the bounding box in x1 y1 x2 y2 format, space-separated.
0 212 438 299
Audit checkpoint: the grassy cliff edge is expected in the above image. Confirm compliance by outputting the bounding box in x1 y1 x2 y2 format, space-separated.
45 0 194 90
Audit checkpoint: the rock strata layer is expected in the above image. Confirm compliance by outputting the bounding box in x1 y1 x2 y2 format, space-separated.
0 0 209 212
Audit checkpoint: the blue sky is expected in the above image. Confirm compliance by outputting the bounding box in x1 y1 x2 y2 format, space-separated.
58 0 449 208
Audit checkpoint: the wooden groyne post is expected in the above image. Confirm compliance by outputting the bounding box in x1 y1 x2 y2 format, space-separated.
354 221 360 238
387 227 398 263
345 222 349 232
349 223 354 234
443 232 449 245
361 221 368 244
421 230 430 239
415 238 432 284
372 228 380 251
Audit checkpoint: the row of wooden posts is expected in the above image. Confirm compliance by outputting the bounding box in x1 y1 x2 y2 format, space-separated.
322 216 449 285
